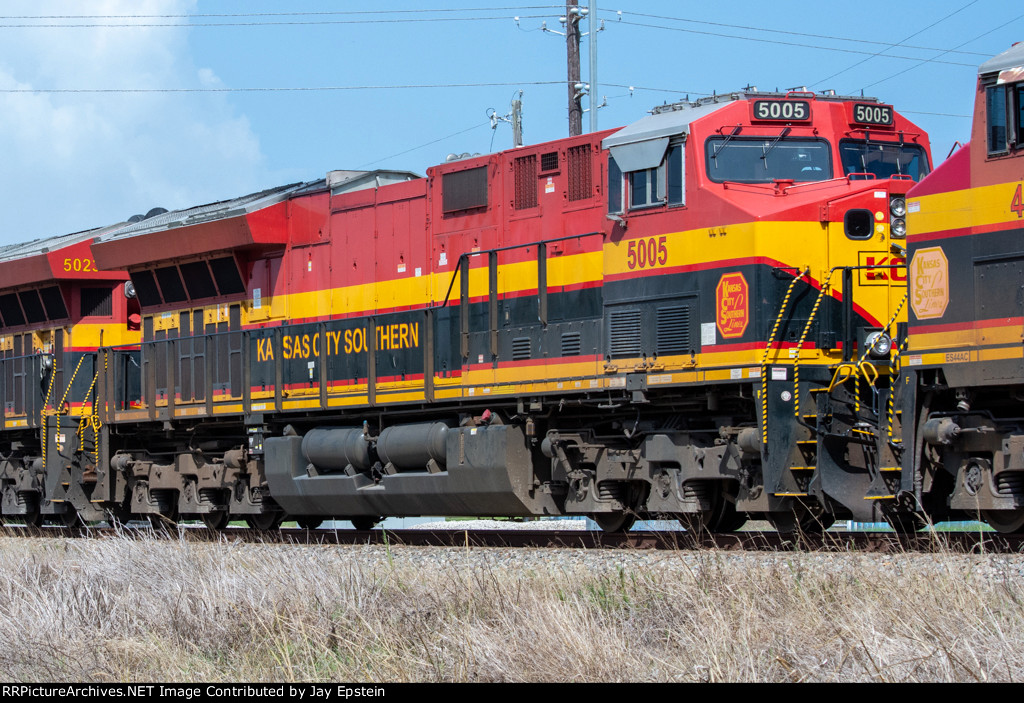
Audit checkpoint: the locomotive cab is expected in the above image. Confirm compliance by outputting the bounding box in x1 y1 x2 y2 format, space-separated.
597 91 930 527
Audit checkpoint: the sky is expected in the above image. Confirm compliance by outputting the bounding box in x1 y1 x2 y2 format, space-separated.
0 0 1020 245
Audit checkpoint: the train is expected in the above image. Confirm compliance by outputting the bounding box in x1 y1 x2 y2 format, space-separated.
901 41 1024 533
0 42 1014 534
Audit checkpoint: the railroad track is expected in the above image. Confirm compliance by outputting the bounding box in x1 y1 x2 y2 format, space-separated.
3 524 1024 553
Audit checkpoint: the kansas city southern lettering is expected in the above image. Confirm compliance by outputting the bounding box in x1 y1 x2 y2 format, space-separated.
255 323 420 362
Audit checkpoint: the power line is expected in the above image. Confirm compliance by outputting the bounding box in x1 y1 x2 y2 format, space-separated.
900 110 971 118
615 10 991 57
0 15 553 28
0 81 564 94
0 7 560 19
857 13 1024 91
358 122 492 169
610 19 977 67
812 0 979 87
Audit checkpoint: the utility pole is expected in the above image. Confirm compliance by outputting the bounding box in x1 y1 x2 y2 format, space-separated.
589 0 598 133
566 0 583 136
511 96 523 147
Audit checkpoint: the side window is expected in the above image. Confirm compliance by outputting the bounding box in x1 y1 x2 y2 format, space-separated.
667 143 685 206
1017 84 1024 148
625 141 685 210
629 166 663 208
608 156 623 214
987 85 1008 155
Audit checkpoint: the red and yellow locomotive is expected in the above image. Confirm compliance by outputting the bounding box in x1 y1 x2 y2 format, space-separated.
0 228 139 525
902 41 1024 532
0 88 932 530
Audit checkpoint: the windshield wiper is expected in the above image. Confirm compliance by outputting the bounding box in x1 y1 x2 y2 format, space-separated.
712 124 743 160
760 127 791 166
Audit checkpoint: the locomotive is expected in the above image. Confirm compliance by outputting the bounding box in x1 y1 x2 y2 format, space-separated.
0 86 934 531
900 41 1024 533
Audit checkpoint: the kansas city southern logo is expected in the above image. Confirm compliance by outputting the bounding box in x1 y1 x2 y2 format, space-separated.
716 272 749 338
910 247 949 320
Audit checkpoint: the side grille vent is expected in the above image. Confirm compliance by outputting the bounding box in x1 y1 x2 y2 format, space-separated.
656 305 691 355
513 154 538 210
561 332 582 357
512 336 531 360
567 144 592 202
541 151 559 172
608 309 642 357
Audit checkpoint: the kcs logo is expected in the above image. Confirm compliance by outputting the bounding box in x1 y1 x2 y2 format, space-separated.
858 253 906 285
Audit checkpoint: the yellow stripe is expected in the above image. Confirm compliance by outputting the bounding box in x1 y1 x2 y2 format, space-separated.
908 180 1024 236
65 323 142 349
239 220 855 324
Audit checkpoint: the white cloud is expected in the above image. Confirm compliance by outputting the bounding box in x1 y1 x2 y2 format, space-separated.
0 0 270 243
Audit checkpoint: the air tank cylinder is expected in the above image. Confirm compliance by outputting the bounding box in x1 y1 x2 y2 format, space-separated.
376 422 449 473
301 428 372 474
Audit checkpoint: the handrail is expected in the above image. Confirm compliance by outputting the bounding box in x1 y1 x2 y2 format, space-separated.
436 230 603 309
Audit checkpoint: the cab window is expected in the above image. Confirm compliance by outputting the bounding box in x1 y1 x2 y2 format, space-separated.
705 137 831 183
609 142 684 213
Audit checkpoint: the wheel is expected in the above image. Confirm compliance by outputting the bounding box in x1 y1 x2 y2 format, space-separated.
983 509 1024 534
885 510 927 533
709 499 748 532
592 511 636 533
22 508 42 528
769 506 835 534
350 516 381 531
148 513 178 529
59 506 79 528
201 510 230 531
296 517 323 530
17 492 42 528
246 512 283 530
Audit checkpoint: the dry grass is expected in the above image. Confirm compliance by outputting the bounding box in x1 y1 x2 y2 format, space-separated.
0 531 1021 682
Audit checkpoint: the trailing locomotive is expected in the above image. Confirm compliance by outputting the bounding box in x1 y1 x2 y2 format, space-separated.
0 228 140 525
899 41 1024 533
0 87 933 531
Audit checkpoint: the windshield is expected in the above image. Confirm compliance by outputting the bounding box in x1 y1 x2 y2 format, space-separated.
839 140 930 181
705 137 832 183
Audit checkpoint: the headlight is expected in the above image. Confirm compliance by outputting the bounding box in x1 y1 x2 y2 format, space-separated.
890 197 906 217
890 217 906 238
124 281 137 299
865 331 892 359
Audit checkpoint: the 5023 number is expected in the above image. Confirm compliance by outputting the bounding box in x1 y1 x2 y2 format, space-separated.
626 236 668 269
63 257 97 272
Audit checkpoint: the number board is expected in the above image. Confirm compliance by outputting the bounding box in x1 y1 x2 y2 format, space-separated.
850 102 894 126
751 100 811 122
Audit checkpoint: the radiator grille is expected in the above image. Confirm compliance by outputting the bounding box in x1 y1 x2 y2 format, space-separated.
656 305 691 355
512 336 531 361
608 309 642 357
561 332 582 357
